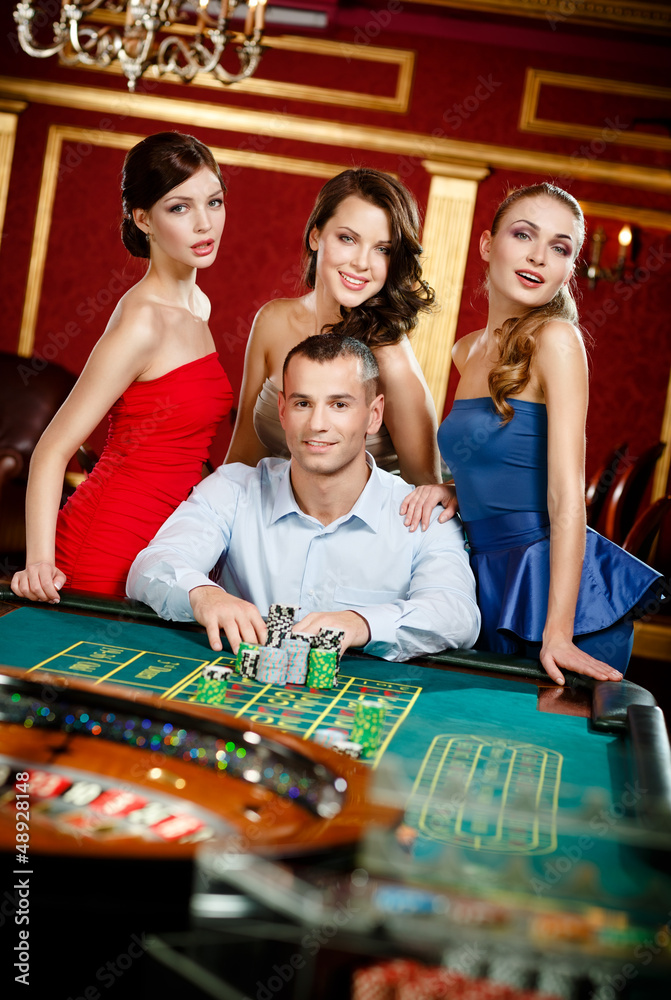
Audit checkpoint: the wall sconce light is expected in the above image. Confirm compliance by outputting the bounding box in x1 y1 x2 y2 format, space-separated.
579 224 634 290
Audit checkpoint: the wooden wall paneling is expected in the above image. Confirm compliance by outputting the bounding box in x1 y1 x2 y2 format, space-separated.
402 0 671 34
0 102 26 255
63 31 416 114
519 69 671 151
412 162 490 416
0 77 669 195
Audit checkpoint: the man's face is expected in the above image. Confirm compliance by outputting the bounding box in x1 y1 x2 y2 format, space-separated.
279 354 383 479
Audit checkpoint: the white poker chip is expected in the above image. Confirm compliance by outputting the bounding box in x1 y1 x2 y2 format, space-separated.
312 728 349 747
332 741 363 759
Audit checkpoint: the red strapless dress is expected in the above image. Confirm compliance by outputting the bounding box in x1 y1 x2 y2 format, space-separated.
56 352 232 597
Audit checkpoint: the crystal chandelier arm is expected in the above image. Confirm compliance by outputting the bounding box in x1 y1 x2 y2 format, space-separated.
14 1 267 90
212 40 263 85
157 34 226 81
13 3 67 58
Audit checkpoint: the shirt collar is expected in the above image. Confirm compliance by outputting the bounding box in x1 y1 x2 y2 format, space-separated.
270 452 384 532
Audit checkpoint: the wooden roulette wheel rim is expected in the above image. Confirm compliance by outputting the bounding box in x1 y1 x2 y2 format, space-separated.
0 667 400 859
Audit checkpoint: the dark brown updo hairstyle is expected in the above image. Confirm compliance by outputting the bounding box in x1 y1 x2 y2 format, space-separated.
121 132 225 259
486 182 585 422
302 168 435 348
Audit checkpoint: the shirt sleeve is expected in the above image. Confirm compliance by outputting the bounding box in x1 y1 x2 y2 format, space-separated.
359 515 480 661
126 469 237 621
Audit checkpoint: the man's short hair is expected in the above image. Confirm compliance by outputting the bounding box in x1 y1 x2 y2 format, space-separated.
282 334 380 402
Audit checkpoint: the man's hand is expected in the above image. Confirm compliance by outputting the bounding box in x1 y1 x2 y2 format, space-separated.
293 610 370 653
189 585 267 653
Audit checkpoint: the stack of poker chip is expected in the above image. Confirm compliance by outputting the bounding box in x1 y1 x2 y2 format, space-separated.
265 603 300 648
331 740 363 759
195 664 232 706
349 698 386 755
306 648 339 689
256 646 288 686
306 627 345 689
311 627 345 657
282 636 311 685
312 728 362 758
236 642 261 679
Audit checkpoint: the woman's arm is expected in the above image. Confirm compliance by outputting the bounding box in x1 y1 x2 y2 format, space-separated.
537 321 622 684
224 303 275 466
375 337 441 484
11 312 158 602
399 335 474 529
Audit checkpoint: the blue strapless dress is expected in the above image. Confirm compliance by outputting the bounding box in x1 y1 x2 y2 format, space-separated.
438 398 663 655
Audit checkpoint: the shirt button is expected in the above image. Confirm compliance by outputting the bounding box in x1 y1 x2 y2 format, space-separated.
308 589 315 596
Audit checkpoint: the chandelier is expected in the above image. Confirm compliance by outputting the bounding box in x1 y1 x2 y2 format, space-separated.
13 1 268 92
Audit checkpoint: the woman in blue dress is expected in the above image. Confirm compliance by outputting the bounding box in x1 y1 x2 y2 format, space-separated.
402 182 662 685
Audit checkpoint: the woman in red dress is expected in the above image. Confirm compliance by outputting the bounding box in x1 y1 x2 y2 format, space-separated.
11 132 232 601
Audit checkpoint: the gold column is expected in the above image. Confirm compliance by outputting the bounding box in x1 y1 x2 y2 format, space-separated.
412 162 490 416
0 101 26 254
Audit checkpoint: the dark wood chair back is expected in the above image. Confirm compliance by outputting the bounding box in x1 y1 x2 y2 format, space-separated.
585 442 628 528
623 496 671 574
0 352 76 571
598 441 666 545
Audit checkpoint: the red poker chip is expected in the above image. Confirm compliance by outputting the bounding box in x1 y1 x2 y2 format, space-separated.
89 789 148 817
151 813 206 841
27 770 72 798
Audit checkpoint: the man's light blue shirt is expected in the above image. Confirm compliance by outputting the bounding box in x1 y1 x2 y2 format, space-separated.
127 456 480 661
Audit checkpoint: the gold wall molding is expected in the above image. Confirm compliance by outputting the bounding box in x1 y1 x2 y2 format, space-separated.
520 69 671 151
1 76 670 195
403 0 671 33
579 200 671 232
18 124 348 358
412 163 490 415
652 372 671 503
0 110 21 254
67 32 415 114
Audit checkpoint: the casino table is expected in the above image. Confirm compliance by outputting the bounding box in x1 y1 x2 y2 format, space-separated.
1 589 671 997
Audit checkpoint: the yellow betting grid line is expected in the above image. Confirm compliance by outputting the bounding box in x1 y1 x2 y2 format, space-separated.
408 733 442 800
302 676 357 739
547 754 562 854
495 747 517 846
416 735 470 838
370 683 422 770
162 665 210 700
162 655 229 700
423 734 455 816
233 682 274 717
455 742 485 841
93 650 146 684
26 640 91 672
533 752 549 849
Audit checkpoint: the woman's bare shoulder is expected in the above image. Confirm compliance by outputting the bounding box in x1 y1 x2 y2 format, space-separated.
255 295 310 328
536 320 586 363
452 328 482 368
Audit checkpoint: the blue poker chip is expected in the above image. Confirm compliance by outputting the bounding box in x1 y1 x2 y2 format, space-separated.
372 885 448 915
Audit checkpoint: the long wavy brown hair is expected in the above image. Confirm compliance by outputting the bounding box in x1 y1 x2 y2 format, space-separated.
486 183 585 422
302 168 435 348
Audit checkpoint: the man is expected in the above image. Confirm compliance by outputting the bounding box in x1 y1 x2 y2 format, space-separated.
127 334 479 661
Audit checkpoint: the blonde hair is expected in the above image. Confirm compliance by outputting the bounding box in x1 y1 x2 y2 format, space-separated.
486 183 585 422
